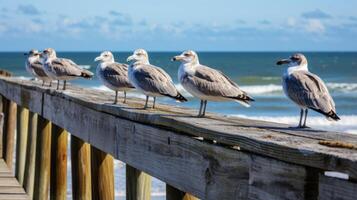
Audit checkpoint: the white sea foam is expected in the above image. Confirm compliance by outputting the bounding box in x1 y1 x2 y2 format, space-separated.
78 65 91 69
326 83 357 93
240 84 282 94
231 114 357 134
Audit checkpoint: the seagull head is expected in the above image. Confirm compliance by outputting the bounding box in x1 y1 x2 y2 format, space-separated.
172 50 199 65
94 51 114 63
41 48 57 60
276 53 308 68
127 49 149 64
24 49 40 57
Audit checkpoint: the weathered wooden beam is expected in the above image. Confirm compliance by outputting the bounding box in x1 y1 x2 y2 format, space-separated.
248 155 319 200
166 184 199 200
15 106 29 185
318 175 357 200
126 165 152 200
71 135 91 200
91 146 114 200
23 111 38 199
50 124 68 200
3 98 16 170
34 116 52 200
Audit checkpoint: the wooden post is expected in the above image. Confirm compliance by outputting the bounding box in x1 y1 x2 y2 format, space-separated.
3 99 17 170
126 165 152 200
34 116 52 200
166 184 199 200
71 135 92 200
91 146 114 200
15 106 29 185
50 124 68 200
23 112 38 199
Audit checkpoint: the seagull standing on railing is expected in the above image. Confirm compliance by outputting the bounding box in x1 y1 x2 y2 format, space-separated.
25 49 52 86
277 53 340 128
127 49 187 109
172 50 254 117
41 48 93 90
94 51 134 104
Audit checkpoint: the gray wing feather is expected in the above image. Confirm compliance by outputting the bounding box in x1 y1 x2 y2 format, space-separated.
184 65 247 98
31 61 48 77
284 71 336 113
102 63 133 88
50 58 82 77
133 64 178 96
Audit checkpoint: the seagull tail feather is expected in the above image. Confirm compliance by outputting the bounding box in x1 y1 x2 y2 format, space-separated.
311 108 340 121
81 69 94 79
174 92 188 102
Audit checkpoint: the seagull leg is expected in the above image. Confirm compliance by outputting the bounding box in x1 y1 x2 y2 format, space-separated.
56 80 60 90
49 81 52 87
302 109 309 128
202 100 208 117
198 100 203 117
63 80 67 90
153 97 156 109
114 91 118 104
42 80 45 86
144 96 149 109
297 109 303 128
123 91 127 103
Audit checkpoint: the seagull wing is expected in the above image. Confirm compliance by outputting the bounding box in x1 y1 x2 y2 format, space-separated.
51 58 82 77
102 63 133 88
30 61 48 77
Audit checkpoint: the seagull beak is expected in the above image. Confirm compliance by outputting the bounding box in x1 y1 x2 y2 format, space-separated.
94 56 102 62
127 55 135 62
171 55 184 61
276 59 291 65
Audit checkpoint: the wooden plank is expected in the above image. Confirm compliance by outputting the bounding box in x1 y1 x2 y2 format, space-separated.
3 99 16 170
71 135 91 200
91 146 114 200
126 165 151 200
166 184 199 200
0 194 29 200
318 175 357 200
15 106 29 185
248 155 319 200
50 124 68 200
1 77 356 179
23 112 38 198
33 116 52 200
0 113 3 159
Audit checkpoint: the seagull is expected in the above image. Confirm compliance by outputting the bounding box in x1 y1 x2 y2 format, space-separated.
94 51 134 104
277 53 340 128
127 49 187 109
41 48 93 90
172 50 254 117
25 49 52 86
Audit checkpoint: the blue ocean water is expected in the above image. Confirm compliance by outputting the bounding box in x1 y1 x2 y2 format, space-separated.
1 52 357 199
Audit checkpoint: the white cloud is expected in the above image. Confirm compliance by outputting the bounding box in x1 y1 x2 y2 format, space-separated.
287 17 296 27
305 19 325 34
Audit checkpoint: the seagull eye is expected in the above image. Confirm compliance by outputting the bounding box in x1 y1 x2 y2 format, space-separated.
184 53 190 56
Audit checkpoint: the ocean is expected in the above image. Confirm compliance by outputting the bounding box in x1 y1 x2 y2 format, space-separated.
1 52 357 199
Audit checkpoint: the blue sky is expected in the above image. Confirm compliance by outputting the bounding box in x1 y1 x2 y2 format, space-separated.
0 0 356 51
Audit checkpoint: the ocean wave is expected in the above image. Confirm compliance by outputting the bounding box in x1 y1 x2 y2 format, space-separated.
78 65 91 69
232 114 357 134
240 84 282 94
326 83 357 93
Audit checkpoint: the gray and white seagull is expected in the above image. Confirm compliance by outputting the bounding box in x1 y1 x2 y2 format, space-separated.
25 49 52 86
172 50 254 117
277 53 340 128
94 51 134 104
127 49 187 109
41 48 93 90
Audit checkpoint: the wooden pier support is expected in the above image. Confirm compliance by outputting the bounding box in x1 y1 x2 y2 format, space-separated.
34 116 52 200
71 135 92 200
126 165 152 200
91 146 114 200
23 112 38 199
3 98 17 169
166 184 199 200
15 106 29 185
50 124 68 200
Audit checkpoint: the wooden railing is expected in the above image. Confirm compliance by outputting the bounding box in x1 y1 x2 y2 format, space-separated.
0 75 357 200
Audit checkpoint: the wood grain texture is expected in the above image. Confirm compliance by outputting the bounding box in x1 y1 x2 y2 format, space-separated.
91 146 114 200
71 135 91 200
15 106 29 185
50 124 68 200
318 175 357 200
248 155 319 200
4 99 16 170
0 113 3 159
126 165 152 200
23 112 38 199
33 116 52 200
